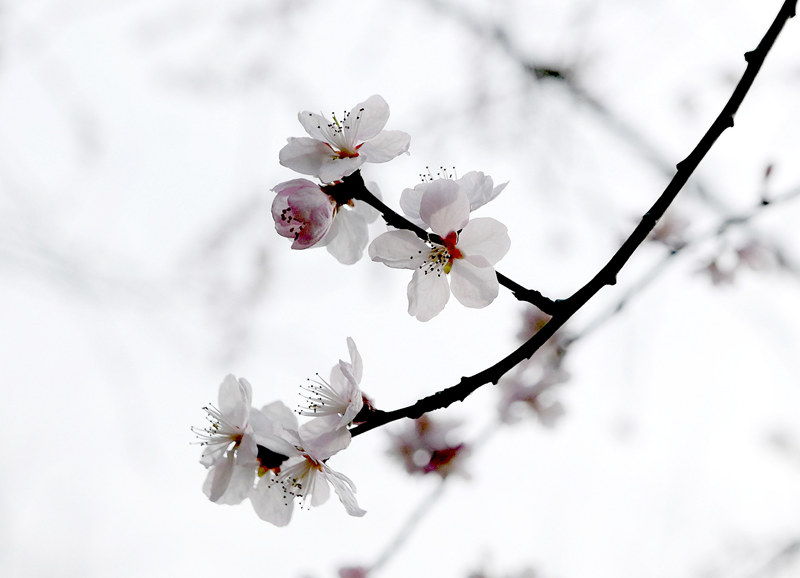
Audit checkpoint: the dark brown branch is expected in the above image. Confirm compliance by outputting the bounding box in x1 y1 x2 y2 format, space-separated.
351 0 797 439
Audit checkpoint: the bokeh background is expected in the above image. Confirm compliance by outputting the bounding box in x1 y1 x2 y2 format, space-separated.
2 0 800 576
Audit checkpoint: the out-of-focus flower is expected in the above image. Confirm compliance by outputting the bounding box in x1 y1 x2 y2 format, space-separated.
698 239 781 286
298 337 365 428
338 567 370 578
271 178 382 264
647 214 689 251
388 415 468 478
279 94 410 183
369 178 510 321
498 309 570 426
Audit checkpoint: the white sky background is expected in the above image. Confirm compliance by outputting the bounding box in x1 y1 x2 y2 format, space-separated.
2 0 800 577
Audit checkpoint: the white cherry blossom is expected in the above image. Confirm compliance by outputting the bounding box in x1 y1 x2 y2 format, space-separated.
279 95 410 183
368 178 511 321
250 413 366 523
193 375 266 504
400 170 507 229
298 337 364 428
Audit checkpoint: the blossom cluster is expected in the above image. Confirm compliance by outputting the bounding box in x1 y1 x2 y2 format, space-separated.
196 95 517 526
193 338 367 526
273 94 511 321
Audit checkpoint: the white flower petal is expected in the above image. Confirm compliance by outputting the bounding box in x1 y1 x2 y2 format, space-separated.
308 469 331 507
237 430 260 466
356 181 382 223
449 255 499 308
399 185 427 229
216 463 256 505
258 401 298 433
346 337 363 383
278 137 331 177
369 230 427 269
206 450 236 503
358 130 411 163
407 268 450 322
458 171 507 211
419 180 469 236
300 415 352 460
322 463 366 517
317 155 365 184
250 475 293 527
324 209 368 265
350 94 390 142
298 111 331 142
335 364 364 426
218 375 251 429
457 217 511 265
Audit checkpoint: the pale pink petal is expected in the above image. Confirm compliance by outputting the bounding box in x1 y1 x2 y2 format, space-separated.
350 94 390 142
250 475 293 526
419 180 470 236
369 230 427 270
278 137 332 177
322 463 366 517
271 180 314 239
407 268 450 322
288 189 335 248
271 179 335 248
358 130 411 163
324 209 368 265
449 255 499 308
271 193 302 241
457 217 511 265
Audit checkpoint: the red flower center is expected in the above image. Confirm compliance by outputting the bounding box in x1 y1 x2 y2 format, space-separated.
442 231 463 261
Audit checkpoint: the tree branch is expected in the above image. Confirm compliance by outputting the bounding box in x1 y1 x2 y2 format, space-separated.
351 0 797 439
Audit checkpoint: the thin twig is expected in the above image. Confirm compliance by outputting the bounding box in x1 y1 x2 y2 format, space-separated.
326 171 561 314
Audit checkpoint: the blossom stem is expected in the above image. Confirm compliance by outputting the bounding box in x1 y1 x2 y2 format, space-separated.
327 170 562 314
350 0 797 439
